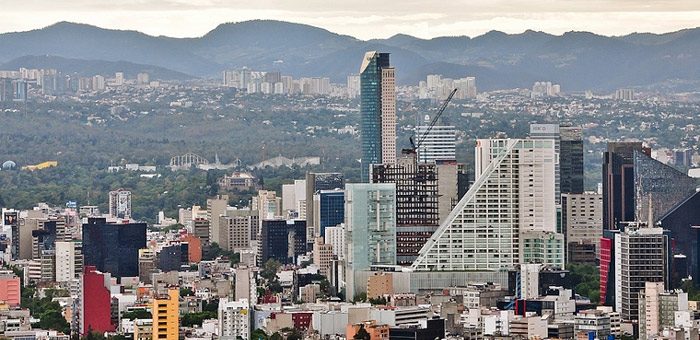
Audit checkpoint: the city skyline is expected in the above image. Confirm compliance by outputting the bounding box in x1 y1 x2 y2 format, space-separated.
0 0 699 40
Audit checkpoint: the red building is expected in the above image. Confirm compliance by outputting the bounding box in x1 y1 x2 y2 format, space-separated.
291 312 313 330
599 237 613 304
81 266 115 335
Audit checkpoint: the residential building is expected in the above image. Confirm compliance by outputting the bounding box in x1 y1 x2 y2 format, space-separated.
638 281 688 339
615 225 669 322
312 237 334 276
412 139 561 271
0 271 20 307
324 224 346 261
108 189 132 219
575 309 610 339
360 51 396 181
219 298 250 340
151 288 179 340
207 195 229 246
81 266 115 335
55 241 82 283
562 192 602 264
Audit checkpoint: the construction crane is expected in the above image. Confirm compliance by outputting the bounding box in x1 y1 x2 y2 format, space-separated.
409 88 458 153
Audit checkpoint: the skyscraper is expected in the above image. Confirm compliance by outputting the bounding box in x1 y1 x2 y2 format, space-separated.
345 183 397 271
415 120 457 164
602 142 649 230
529 124 584 203
360 51 396 182
371 152 439 264
412 139 560 271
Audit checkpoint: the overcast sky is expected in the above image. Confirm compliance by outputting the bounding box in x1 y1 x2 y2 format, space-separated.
1 0 699 39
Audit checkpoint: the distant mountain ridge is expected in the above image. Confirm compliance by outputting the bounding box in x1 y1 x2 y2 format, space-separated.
0 20 699 91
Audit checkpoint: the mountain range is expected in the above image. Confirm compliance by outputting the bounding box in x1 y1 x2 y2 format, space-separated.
1 20 699 91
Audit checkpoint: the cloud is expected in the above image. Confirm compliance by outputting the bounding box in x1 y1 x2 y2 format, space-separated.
0 0 698 38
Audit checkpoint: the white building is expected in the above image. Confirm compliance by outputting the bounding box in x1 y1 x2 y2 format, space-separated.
54 241 81 283
415 122 457 163
108 189 132 219
412 139 560 271
218 298 250 340
324 224 346 261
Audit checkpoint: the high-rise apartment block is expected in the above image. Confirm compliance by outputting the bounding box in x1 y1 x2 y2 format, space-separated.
638 281 688 339
108 189 132 219
614 225 669 322
219 298 250 340
412 139 561 271
207 195 229 245
360 51 396 181
151 287 179 340
561 192 602 264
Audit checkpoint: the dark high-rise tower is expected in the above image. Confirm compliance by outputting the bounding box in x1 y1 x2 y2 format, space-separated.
602 142 649 230
82 218 146 278
559 126 584 194
360 51 396 182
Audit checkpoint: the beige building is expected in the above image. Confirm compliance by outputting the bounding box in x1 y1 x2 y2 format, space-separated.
220 209 258 252
562 192 602 264
367 272 393 300
313 237 334 276
207 195 229 245
380 67 396 165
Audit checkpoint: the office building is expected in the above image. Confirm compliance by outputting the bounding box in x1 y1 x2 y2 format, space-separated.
193 218 210 245
220 209 258 252
614 225 669 322
415 122 457 163
561 192 602 264
638 281 689 339
371 152 439 264
633 150 697 224
157 244 186 272
345 183 397 271
659 192 700 285
313 190 345 237
108 189 132 219
259 220 306 265
82 218 146 278
207 195 229 246
151 287 179 340
306 173 344 241
81 266 115 335
360 51 396 181
412 139 560 271
602 142 649 230
219 298 250 340
530 124 584 203
138 248 156 284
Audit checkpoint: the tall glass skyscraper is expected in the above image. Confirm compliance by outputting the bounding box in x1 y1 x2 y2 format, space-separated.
360 51 395 182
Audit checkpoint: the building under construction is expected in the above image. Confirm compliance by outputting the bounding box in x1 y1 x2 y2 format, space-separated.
371 151 439 265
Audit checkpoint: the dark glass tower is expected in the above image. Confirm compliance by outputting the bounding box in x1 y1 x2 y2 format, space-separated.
360 51 394 182
602 142 648 230
559 126 584 194
82 217 146 278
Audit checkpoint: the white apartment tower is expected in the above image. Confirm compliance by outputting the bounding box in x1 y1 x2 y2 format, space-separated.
412 139 559 271
218 298 250 340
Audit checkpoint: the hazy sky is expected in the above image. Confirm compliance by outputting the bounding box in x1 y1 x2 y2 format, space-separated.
1 0 699 39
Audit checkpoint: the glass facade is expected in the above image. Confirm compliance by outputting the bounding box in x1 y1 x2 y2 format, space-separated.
82 217 146 278
318 191 344 237
346 183 396 271
360 52 391 182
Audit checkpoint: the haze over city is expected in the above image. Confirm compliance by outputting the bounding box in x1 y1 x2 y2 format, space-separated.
1 1 700 340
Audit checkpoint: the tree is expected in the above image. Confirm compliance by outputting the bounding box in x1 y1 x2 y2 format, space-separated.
353 292 367 303
180 287 195 297
251 329 268 340
269 332 283 340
